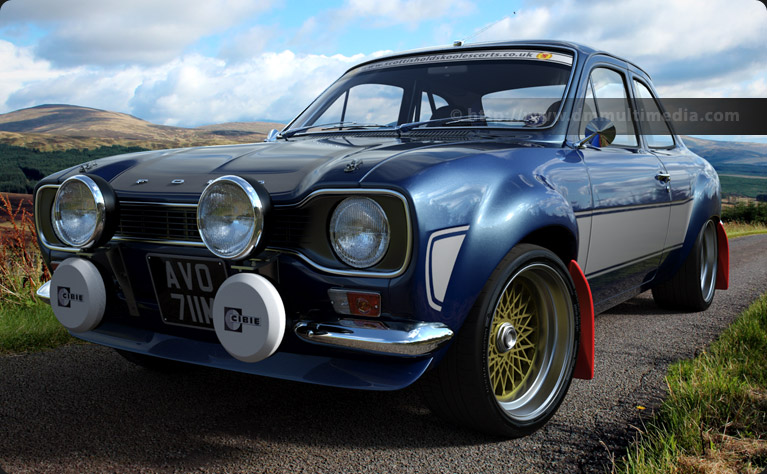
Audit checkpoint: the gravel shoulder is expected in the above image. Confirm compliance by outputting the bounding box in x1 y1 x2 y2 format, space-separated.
1 234 766 474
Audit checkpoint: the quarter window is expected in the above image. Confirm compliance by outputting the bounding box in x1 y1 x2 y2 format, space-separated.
633 80 675 148
581 68 638 147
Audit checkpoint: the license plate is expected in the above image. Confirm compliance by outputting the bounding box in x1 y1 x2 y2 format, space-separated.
147 254 228 330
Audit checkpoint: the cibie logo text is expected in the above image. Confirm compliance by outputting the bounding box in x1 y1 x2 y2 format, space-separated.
224 307 260 333
57 286 84 308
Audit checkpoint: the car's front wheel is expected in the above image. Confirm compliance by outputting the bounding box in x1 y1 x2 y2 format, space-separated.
652 219 718 312
421 244 579 437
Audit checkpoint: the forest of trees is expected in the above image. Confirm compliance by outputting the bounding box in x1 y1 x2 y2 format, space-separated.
0 144 148 193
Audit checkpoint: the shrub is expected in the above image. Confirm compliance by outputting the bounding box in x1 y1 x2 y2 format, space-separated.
0 193 49 306
722 201 767 224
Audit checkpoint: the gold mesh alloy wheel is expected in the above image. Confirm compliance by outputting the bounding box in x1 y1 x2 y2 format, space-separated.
488 279 538 401
486 262 575 422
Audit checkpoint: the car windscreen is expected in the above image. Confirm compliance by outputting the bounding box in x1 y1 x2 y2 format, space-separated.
285 49 573 135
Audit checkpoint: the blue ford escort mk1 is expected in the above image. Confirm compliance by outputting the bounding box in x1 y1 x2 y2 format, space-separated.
34 40 729 437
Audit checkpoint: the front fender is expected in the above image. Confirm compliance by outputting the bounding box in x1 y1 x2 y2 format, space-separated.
437 186 577 331
393 152 581 333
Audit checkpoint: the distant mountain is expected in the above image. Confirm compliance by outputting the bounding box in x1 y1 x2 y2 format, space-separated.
682 136 767 176
196 122 285 135
0 105 285 151
1 105 765 177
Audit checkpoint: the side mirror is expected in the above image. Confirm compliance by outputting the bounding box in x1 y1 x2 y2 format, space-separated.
578 117 616 148
265 129 279 142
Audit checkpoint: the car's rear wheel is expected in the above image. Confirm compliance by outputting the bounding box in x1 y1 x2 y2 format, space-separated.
421 244 579 437
652 219 718 312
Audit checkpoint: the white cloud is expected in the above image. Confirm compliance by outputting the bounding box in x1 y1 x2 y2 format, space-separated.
5 50 370 126
471 0 767 96
0 40 60 107
0 0 276 66
2 0 765 130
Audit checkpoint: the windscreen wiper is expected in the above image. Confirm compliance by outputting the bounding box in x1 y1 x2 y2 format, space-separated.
397 115 528 133
281 121 394 138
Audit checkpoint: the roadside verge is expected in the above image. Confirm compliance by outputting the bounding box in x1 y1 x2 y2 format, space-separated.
615 293 767 473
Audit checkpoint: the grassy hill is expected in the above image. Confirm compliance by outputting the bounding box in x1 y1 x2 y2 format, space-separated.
0 105 284 151
683 136 767 200
0 104 287 193
683 136 767 177
0 104 765 198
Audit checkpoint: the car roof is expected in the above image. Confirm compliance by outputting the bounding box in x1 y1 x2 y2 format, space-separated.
351 39 650 79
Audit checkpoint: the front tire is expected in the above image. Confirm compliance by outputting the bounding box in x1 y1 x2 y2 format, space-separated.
421 244 579 437
652 219 718 312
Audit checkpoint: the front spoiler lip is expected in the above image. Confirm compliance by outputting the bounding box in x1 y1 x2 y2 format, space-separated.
68 321 436 390
294 319 454 357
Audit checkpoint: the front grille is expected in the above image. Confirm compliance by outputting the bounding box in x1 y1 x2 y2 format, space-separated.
269 209 310 247
117 203 201 243
115 202 309 247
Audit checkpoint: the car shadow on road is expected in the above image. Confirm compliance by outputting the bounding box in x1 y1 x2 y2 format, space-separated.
603 291 687 317
1 346 518 468
3 293 683 471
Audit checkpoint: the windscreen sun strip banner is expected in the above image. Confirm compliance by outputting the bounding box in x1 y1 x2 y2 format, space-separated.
358 50 574 72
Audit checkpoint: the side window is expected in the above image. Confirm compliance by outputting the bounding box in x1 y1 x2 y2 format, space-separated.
581 67 638 147
481 84 566 126
416 91 447 121
633 80 675 148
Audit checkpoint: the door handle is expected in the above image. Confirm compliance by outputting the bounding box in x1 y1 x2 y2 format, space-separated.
655 172 671 183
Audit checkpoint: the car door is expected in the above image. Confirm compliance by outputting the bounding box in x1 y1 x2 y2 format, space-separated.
575 59 671 308
628 73 695 257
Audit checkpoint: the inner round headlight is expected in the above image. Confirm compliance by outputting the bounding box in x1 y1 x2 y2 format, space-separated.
197 176 267 260
52 175 107 248
330 197 390 269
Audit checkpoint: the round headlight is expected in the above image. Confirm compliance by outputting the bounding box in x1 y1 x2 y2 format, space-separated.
52 175 107 248
197 176 268 260
330 197 390 268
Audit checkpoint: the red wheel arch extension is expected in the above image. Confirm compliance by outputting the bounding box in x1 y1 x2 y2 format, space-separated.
568 261 594 380
567 221 728 382
566 222 728 382
715 220 729 290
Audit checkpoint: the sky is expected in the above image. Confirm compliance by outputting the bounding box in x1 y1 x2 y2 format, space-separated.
0 0 766 141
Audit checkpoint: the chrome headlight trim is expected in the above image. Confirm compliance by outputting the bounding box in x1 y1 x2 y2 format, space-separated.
197 175 266 260
51 175 107 249
329 196 391 269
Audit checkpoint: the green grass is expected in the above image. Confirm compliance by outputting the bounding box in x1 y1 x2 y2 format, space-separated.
615 294 767 473
723 221 767 239
0 301 75 353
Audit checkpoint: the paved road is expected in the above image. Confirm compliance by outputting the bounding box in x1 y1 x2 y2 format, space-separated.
2 234 766 474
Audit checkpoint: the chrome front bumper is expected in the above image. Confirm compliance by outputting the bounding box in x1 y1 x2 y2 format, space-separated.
36 281 51 304
36 279 452 357
294 319 453 357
